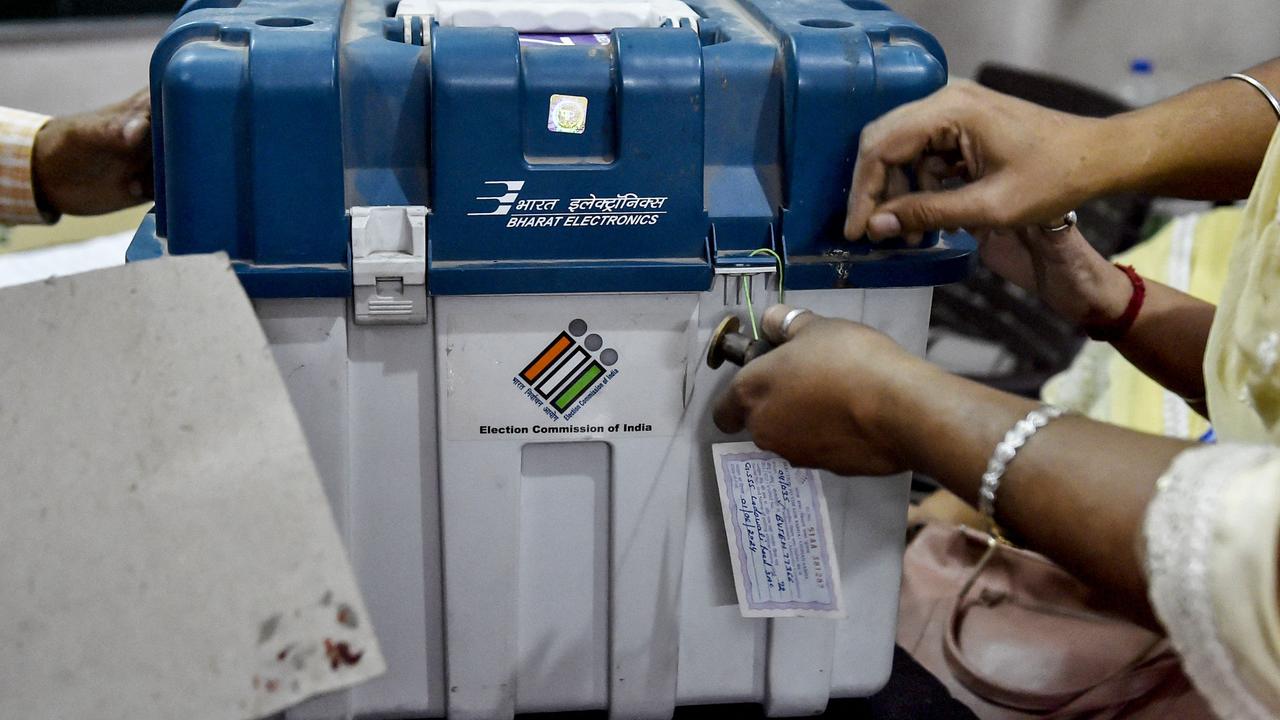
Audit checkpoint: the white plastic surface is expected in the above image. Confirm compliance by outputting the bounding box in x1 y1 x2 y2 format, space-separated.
258 299 358 720
261 281 931 719
434 293 697 720
674 281 926 716
396 0 699 32
262 300 444 720
517 443 611 711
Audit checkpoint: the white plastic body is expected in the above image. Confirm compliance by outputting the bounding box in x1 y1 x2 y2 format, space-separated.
263 281 932 719
395 0 700 33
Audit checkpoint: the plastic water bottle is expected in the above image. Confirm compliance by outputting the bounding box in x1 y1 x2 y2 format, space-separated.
1118 58 1162 108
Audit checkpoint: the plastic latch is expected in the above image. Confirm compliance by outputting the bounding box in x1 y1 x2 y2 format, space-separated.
349 206 429 325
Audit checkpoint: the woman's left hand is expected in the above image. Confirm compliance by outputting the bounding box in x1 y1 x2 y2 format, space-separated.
977 224 1133 327
712 304 930 477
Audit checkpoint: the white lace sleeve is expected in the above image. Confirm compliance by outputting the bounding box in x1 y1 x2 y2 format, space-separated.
1144 443 1280 719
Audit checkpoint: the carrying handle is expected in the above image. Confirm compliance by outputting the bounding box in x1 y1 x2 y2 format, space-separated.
943 533 1176 715
396 0 699 33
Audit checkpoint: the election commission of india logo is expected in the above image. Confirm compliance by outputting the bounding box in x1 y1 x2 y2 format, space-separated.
514 318 620 419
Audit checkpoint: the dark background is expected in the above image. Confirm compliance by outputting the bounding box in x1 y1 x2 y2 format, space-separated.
1 1 184 20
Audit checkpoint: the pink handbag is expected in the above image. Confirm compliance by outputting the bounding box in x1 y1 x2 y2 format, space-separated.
897 523 1214 719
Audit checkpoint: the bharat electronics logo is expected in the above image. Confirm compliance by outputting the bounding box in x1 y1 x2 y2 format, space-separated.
467 180 525 216
513 318 620 420
466 180 669 229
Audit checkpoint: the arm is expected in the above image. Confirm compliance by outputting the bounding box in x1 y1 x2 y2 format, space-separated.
845 59 1280 242
713 306 1196 625
1111 278 1215 412
887 349 1190 626
1098 59 1280 202
978 224 1214 411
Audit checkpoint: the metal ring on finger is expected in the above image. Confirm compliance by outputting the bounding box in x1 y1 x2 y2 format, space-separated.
779 308 813 339
1039 210 1078 234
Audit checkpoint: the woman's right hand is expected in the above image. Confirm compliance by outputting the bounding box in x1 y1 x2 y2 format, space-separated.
844 80 1106 243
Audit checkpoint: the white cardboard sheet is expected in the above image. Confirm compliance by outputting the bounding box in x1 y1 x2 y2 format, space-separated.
0 254 384 719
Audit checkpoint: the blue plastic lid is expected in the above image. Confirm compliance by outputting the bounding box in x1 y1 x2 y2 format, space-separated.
1130 57 1153 74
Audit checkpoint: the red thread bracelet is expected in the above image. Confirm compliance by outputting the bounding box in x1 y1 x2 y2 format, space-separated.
1082 264 1145 342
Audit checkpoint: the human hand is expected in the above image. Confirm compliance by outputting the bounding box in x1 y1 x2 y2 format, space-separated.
712 305 932 477
844 80 1103 243
32 88 153 217
977 224 1133 327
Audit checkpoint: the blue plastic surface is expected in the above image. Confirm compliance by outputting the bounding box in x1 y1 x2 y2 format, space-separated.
131 0 970 296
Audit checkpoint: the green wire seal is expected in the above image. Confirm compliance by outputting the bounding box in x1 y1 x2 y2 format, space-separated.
742 248 785 340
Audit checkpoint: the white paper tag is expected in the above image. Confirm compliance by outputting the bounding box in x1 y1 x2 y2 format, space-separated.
711 442 846 618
